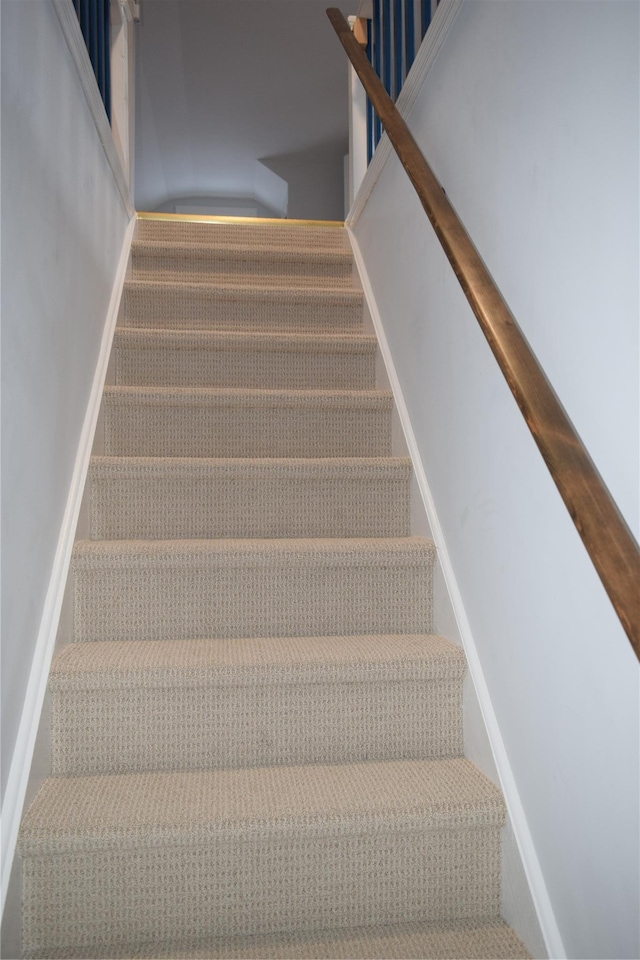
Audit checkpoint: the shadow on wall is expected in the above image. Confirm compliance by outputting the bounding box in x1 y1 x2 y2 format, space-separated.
260 145 346 220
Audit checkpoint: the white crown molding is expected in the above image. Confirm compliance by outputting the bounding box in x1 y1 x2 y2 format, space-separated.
0 216 136 919
52 0 134 217
347 0 464 228
347 225 566 960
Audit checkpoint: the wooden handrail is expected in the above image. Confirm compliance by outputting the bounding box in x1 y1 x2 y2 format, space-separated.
327 7 640 660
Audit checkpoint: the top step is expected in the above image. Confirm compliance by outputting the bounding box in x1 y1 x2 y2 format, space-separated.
136 216 350 252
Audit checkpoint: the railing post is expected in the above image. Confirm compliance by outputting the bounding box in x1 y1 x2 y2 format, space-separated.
404 0 416 75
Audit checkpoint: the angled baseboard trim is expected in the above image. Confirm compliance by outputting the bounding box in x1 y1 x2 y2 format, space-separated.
0 215 136 919
347 224 566 960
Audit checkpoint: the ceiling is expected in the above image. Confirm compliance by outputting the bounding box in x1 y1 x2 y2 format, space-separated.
134 0 355 219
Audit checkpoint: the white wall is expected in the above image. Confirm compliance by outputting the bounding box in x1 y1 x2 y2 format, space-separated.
1 0 132 861
351 2 639 958
260 153 346 221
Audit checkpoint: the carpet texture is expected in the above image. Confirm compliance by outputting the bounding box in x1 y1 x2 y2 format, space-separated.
113 329 378 389
18 217 530 960
102 386 393 458
122 281 365 332
50 634 465 775
72 537 436 643
17 920 530 960
88 457 412 539
135 218 349 250
21 761 504 953
131 241 354 287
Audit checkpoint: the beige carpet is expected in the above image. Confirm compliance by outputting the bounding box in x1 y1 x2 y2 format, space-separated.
18 216 530 959
112 329 378 389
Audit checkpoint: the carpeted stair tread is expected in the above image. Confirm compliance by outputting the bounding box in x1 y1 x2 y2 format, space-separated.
50 635 465 774
103 384 391 405
122 280 365 332
131 240 353 287
72 537 436 643
88 456 411 539
89 454 410 477
115 328 376 352
102 386 393 458
73 534 435 565
20 760 505 951
136 218 350 250
51 634 466 688
132 239 354 265
19 757 504 853
113 328 377 389
41 918 530 959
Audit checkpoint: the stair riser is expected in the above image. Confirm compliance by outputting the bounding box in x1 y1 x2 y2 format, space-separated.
131 253 353 288
73 559 434 643
22 921 529 960
122 285 364 333
51 679 463 776
113 345 376 390
89 473 409 539
103 401 392 458
22 828 502 955
136 221 349 250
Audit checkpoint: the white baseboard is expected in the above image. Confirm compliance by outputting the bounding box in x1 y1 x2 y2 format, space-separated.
0 215 136 917
347 226 566 960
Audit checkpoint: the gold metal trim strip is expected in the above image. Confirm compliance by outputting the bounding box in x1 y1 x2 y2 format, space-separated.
136 212 345 228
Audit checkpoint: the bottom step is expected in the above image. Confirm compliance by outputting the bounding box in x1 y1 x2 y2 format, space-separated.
26 918 531 959
20 759 505 956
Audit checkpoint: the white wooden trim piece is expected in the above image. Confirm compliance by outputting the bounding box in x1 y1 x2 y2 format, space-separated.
347 225 567 960
121 0 136 23
347 0 464 228
0 216 136 918
52 0 134 217
348 64 368 210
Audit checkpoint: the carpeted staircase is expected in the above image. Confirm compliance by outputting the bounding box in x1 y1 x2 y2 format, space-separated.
18 217 530 959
